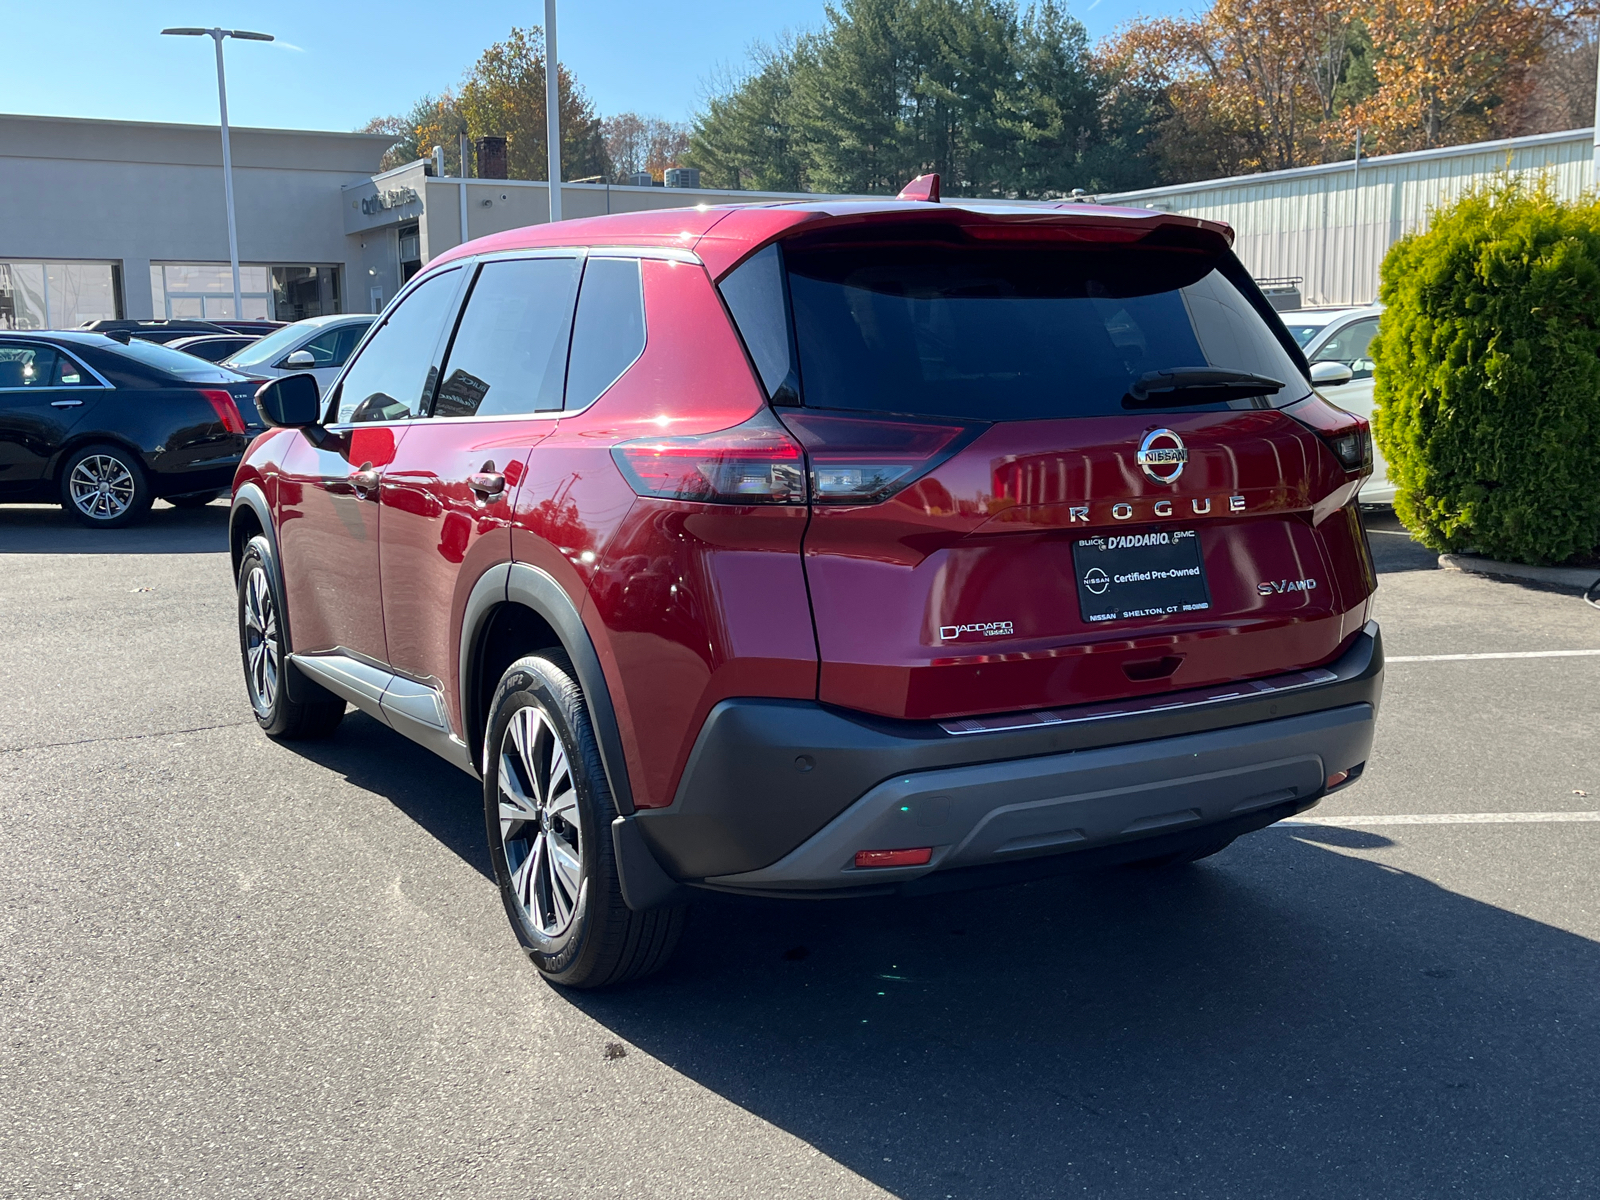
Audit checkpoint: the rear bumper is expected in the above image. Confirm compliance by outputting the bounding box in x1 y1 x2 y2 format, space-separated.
630 623 1383 894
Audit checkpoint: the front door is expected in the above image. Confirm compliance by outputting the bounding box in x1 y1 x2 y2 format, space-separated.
275 267 465 663
379 253 583 737
0 341 105 498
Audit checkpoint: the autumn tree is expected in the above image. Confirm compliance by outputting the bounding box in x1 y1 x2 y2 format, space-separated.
360 27 605 181
1101 0 1374 183
1351 0 1586 151
602 113 691 182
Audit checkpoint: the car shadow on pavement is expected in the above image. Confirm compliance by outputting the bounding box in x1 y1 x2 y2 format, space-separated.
569 833 1600 1199
282 711 492 881
0 502 230 554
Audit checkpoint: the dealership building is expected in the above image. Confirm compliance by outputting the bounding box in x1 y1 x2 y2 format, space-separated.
0 112 789 331
8 110 1593 330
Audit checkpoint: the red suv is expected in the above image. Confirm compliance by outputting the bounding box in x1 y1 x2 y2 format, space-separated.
230 197 1381 988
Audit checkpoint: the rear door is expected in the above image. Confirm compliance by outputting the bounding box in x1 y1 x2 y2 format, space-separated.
0 341 105 496
378 252 585 736
722 231 1373 723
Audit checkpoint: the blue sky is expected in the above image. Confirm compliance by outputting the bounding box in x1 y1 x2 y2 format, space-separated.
2 0 1188 133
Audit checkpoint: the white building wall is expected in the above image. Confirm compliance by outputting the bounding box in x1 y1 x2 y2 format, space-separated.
1099 129 1596 307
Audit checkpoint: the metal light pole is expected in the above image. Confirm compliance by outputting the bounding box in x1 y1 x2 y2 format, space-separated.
545 0 563 222
162 27 273 319
1349 129 1363 306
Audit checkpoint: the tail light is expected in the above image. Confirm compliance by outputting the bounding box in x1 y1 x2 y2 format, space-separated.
613 409 983 506
200 388 247 435
1287 394 1371 475
612 408 806 504
778 411 981 505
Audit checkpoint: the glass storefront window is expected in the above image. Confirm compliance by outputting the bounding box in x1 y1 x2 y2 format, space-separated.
0 261 122 329
150 263 341 321
150 263 271 320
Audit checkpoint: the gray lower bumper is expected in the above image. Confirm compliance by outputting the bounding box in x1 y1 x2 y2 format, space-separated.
702 702 1373 893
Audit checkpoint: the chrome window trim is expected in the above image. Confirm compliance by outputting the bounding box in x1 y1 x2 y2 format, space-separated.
0 339 114 392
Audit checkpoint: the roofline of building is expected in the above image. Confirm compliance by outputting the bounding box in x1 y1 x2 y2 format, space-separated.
1098 127 1595 204
0 111 393 146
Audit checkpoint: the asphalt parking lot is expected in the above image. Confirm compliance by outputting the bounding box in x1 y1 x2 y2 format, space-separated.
4 501 1600 1199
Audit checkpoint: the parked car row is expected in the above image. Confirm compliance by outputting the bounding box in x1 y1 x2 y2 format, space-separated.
0 314 375 526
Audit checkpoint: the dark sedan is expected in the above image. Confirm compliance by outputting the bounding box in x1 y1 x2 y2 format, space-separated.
0 332 264 528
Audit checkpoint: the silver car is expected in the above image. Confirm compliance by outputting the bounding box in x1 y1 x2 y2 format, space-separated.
220 314 376 394
1281 306 1391 505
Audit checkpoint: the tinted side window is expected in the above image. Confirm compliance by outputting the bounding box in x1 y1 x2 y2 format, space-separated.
334 270 460 423
719 244 796 402
565 258 645 410
433 257 582 418
0 344 58 388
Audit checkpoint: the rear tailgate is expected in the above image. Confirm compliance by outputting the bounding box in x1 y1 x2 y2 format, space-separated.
798 408 1372 720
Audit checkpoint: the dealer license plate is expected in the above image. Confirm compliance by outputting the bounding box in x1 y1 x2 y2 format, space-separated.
1072 529 1211 624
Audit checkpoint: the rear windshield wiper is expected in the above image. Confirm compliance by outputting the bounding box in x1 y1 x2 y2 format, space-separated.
1123 368 1284 408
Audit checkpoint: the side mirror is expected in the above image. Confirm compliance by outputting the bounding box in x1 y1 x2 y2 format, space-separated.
282 349 317 369
1310 360 1354 387
255 373 322 429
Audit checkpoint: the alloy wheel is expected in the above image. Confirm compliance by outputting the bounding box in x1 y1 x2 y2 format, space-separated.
497 706 584 937
68 454 136 521
242 565 280 715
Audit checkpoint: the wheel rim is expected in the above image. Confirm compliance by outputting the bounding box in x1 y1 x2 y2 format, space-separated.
68 454 135 520
242 565 280 716
497 706 584 937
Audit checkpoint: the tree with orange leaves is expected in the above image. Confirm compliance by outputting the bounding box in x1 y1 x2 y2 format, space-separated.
1350 0 1584 151
1099 0 1370 182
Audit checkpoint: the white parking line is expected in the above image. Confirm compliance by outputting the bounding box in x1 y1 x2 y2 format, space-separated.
1365 528 1417 536
1285 811 1600 826
1388 649 1600 663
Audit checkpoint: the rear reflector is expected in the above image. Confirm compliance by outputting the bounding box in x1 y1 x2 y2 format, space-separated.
778 411 981 505
612 409 805 504
199 388 247 435
854 847 933 869
1325 770 1349 789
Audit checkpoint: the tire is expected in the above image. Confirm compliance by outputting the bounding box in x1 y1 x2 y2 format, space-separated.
484 650 685 988
59 443 153 528
237 535 346 739
168 491 222 509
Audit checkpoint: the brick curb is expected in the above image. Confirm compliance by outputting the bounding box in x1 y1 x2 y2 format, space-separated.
1438 553 1600 592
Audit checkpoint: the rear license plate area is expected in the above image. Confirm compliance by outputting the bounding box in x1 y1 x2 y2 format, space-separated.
1072 528 1211 624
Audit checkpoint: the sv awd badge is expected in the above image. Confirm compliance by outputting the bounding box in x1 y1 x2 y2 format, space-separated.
1257 578 1318 596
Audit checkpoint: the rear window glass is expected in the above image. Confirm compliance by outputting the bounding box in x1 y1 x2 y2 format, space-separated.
115 336 246 383
747 242 1308 421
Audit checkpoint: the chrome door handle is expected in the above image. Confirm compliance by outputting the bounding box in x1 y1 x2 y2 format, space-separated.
50 399 84 408
351 466 381 496
467 471 506 501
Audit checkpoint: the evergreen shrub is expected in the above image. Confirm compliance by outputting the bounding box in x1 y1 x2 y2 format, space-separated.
1373 180 1600 564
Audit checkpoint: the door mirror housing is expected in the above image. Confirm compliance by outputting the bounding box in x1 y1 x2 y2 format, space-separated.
1310 360 1355 387
282 349 317 369
255 373 322 429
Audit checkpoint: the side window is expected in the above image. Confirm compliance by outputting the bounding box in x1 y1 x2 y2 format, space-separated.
433 257 582 418
1312 318 1379 379
295 326 346 368
52 351 91 385
0 343 60 388
565 257 645 410
718 243 797 402
333 269 460 423
331 324 368 368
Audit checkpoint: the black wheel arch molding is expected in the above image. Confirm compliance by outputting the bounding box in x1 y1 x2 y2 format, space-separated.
458 561 686 911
